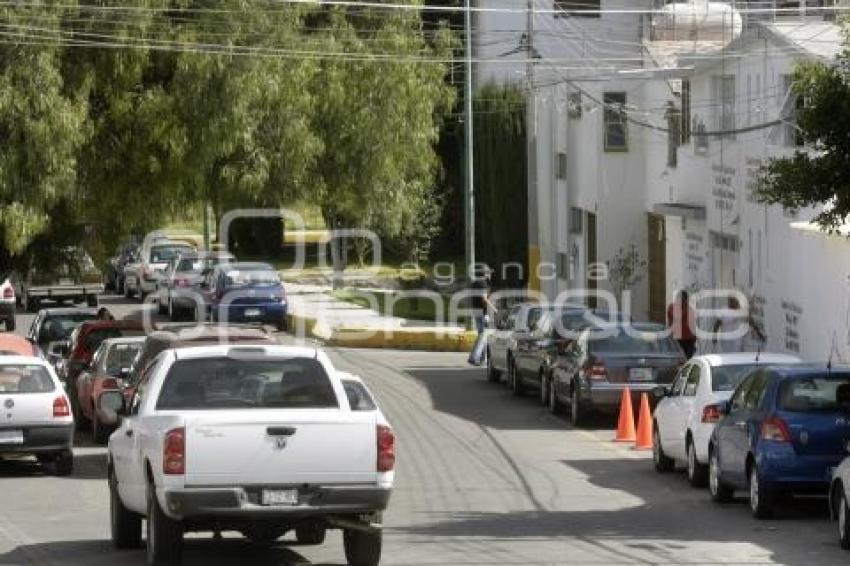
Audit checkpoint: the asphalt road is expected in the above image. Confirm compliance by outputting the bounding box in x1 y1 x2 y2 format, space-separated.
1 296 848 565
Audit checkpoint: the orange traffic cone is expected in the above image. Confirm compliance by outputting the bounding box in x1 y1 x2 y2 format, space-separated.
634 393 653 450
614 387 636 443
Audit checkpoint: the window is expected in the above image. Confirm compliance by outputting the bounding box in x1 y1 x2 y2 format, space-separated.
683 365 701 397
156 357 338 410
744 372 769 410
527 307 544 332
712 75 736 139
0 365 55 393
603 92 628 151
554 0 600 18
556 152 567 179
746 74 752 126
730 376 753 411
343 380 377 411
666 103 680 168
671 366 690 396
680 79 691 144
781 74 804 147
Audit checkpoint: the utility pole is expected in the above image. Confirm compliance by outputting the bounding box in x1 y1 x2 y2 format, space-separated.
464 0 476 278
526 0 539 292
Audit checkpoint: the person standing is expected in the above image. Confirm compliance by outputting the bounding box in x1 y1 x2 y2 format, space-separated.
667 290 697 359
467 269 497 366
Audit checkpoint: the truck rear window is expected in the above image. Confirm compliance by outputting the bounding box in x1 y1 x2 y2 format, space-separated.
0 365 55 393
157 357 338 410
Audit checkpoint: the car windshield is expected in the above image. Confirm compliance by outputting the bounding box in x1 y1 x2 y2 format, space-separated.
150 246 191 263
711 364 761 392
156 356 338 410
0 365 54 393
588 328 680 355
84 328 146 354
779 375 850 412
105 343 143 374
43 314 96 341
224 269 280 288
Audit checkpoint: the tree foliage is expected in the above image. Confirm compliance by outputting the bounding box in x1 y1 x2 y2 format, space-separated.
756 44 850 229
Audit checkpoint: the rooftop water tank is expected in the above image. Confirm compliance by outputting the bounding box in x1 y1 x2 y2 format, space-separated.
653 1 743 42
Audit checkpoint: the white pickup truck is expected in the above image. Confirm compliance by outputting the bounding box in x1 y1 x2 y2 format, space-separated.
107 344 394 566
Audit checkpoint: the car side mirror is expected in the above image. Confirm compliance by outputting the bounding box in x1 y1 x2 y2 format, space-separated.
652 385 670 400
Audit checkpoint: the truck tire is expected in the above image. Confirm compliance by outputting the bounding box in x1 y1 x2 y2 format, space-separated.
146 487 183 565
54 450 73 476
25 297 37 313
295 523 326 545
4 317 14 332
87 294 98 308
343 529 382 566
110 470 142 549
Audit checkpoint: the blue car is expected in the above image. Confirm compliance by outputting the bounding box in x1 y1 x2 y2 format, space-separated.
206 262 288 331
708 366 850 518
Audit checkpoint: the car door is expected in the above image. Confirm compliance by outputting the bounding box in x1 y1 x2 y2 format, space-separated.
716 374 754 482
671 364 702 459
489 307 515 371
658 364 689 454
518 313 550 380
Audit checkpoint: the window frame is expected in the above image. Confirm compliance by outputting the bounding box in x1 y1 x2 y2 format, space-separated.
603 92 629 152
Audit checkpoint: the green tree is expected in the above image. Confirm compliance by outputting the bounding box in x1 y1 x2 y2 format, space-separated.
0 4 86 263
756 44 850 229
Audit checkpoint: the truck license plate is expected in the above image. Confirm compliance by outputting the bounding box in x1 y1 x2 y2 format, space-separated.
629 368 653 381
245 308 261 317
261 489 298 506
0 429 23 444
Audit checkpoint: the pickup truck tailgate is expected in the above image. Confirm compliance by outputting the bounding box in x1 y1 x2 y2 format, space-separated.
185 410 378 486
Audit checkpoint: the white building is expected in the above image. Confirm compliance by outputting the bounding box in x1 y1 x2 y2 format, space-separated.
520 1 850 361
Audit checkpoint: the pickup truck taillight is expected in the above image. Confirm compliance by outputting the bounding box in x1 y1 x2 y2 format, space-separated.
377 425 395 472
53 396 71 418
163 427 185 475
2 285 13 299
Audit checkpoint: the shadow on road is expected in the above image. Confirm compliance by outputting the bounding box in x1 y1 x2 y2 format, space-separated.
0 537 341 565
393 456 839 566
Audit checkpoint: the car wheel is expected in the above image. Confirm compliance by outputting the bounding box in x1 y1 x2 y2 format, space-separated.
54 450 73 476
343 529 382 566
539 372 549 406
838 488 850 550
686 438 708 487
4 317 14 332
86 294 98 308
146 486 183 565
510 361 524 397
570 380 587 427
709 448 734 503
749 464 775 519
486 350 500 383
652 425 675 473
295 523 326 545
276 315 288 332
110 469 142 549
549 378 563 415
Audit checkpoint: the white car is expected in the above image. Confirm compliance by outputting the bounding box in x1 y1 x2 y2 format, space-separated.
0 275 15 331
0 356 74 475
652 352 800 486
108 344 394 566
829 457 850 549
124 239 194 301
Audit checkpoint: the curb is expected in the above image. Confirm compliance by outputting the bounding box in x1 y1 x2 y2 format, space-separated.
286 313 476 352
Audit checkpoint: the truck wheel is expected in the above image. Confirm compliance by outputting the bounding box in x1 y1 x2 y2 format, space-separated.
4 317 14 332
110 470 142 549
295 523 326 545
25 297 37 313
245 526 284 546
54 450 73 476
86 294 98 308
146 487 183 565
343 529 382 566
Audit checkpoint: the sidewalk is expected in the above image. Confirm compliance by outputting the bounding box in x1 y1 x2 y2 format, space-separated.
285 283 476 351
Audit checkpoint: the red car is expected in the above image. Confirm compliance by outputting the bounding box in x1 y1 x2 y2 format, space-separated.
75 336 145 442
0 333 40 357
64 320 149 410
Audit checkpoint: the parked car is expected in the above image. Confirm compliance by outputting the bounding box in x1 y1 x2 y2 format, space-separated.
26 307 99 363
487 303 556 384
709 366 850 518
0 356 74 475
829 456 850 549
652 352 801 486
108 344 393 565
63 320 149 410
205 262 288 330
120 324 276 407
0 274 16 331
0 334 40 357
75 336 145 442
550 322 685 426
106 243 139 295
17 247 104 312
124 239 195 301
156 250 235 321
